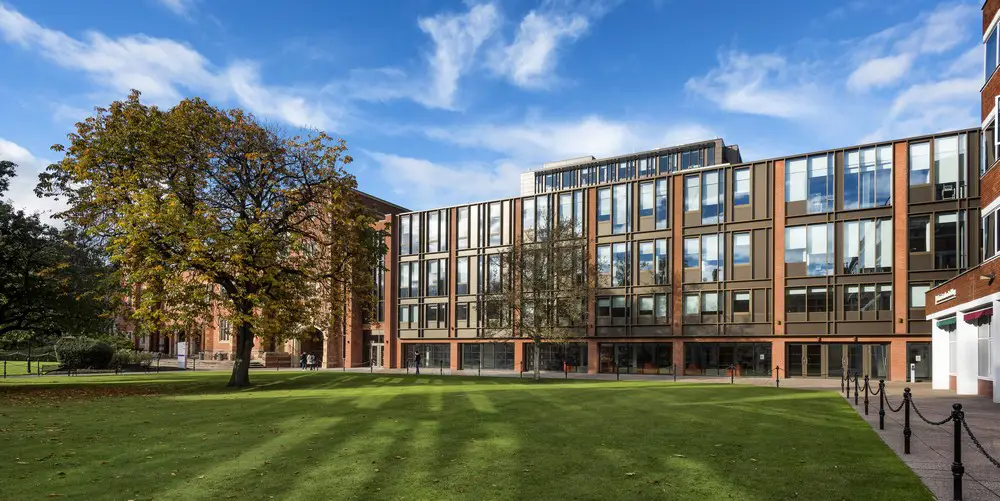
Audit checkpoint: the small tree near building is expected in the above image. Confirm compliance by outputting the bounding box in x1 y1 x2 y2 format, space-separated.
483 219 594 381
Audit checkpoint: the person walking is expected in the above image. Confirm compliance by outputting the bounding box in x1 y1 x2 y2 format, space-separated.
307 352 316 371
299 352 307 370
414 351 421 375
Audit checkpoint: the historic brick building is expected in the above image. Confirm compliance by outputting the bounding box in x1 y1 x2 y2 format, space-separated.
922 0 1000 403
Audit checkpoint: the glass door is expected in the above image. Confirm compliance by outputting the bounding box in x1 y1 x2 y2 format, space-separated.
806 344 822 376
907 342 931 381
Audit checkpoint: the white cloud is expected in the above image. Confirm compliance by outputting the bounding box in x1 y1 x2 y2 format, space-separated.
425 116 717 162
156 0 197 17
488 11 588 89
0 4 336 129
0 138 65 224
901 2 977 55
365 151 523 209
416 3 501 109
685 51 826 120
846 53 914 92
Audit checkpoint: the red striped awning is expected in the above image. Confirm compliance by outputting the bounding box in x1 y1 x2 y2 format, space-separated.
963 307 993 323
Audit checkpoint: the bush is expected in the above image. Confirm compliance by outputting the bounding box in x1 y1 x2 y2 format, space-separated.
55 336 115 370
110 349 154 369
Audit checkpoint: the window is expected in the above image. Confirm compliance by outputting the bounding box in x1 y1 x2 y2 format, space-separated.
425 303 447 329
702 292 720 313
597 245 611 279
612 184 630 234
733 291 750 313
807 287 829 312
597 297 611 319
985 211 997 261
487 255 502 292
683 294 699 315
684 175 699 212
860 285 876 311
702 170 724 224
877 284 892 311
639 296 654 316
618 161 631 180
701 233 723 281
659 153 675 174
786 158 807 203
469 205 480 248
988 26 998 83
612 242 629 286
979 318 992 378
845 286 859 312
638 241 654 275
785 223 833 276
639 182 654 217
909 216 930 252
456 303 469 323
611 296 628 324
597 188 611 222
574 191 584 236
655 239 668 284
733 232 751 265
426 259 440 296
399 262 420 298
934 136 961 200
398 214 420 255
786 288 806 313
655 294 668 320
935 213 958 269
910 284 930 308
655 179 668 229
219 318 231 342
457 207 469 249
808 154 833 213
638 157 653 177
559 192 573 231
909 142 930 185
845 146 892 209
536 195 549 240
561 169 575 189
842 219 893 273
457 257 469 295
734 168 750 206
522 198 535 241
426 210 447 253
489 202 502 246
683 237 699 268
599 164 610 183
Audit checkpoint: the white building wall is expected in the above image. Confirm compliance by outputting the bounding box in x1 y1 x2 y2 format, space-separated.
956 318 979 395
931 323 950 390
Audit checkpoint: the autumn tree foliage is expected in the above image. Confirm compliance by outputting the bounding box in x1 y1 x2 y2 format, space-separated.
37 91 387 387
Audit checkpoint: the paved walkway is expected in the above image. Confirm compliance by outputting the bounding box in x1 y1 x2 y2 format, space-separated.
845 382 1000 500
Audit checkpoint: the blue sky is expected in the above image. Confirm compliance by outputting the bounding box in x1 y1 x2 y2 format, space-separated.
0 0 983 217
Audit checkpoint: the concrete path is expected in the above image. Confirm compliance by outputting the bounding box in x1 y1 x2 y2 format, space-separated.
846 383 1000 500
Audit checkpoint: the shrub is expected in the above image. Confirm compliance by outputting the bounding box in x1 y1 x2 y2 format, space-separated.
55 336 115 370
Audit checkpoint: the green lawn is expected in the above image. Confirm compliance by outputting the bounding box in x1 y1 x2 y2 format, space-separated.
0 372 929 501
1 360 60 376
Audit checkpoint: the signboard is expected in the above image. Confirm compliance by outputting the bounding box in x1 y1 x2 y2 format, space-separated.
915 355 922 362
934 289 956 305
177 341 187 369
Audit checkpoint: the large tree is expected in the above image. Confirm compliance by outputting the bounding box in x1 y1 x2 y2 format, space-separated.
37 91 387 387
483 219 595 381
0 160 119 347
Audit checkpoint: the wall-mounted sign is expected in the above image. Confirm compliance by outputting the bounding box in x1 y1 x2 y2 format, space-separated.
934 289 956 304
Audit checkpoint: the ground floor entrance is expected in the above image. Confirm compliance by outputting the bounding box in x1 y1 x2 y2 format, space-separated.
785 343 888 379
362 332 384 368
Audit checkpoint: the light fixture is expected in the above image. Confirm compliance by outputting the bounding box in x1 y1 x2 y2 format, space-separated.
980 272 995 284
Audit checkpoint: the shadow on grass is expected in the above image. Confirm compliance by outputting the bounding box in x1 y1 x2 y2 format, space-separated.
0 372 932 501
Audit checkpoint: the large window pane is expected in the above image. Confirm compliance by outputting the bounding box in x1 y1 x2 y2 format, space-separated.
989 28 998 83
876 145 892 205
457 257 469 294
935 213 958 268
655 179 668 229
786 158 807 201
910 284 929 308
684 175 699 211
489 202 501 246
934 136 959 200
734 232 750 264
428 212 439 252
909 142 930 185
733 291 750 313
639 182 654 217
807 154 833 213
612 242 628 286
734 168 750 206
655 239 668 284
457 207 469 249
844 150 860 210
559 192 573 230
785 226 807 263
684 294 699 314
522 198 535 241
536 195 549 239
701 234 722 281
597 245 611 277
702 170 721 224
612 184 629 234
683 237 699 268
909 216 929 252
786 288 806 313
638 241 654 273
597 188 611 222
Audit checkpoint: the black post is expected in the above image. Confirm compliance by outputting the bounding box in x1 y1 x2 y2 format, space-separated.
156 356 160 374
878 379 885 430
863 375 870 415
841 371 845 393
853 373 859 405
439 360 443 376
26 342 31 374
564 358 568 380
673 363 677 382
370 359 374 373
774 365 780 388
903 388 912 454
616 363 620 381
478 358 482 377
520 361 524 379
3 358 5 379
729 364 735 384
951 403 964 501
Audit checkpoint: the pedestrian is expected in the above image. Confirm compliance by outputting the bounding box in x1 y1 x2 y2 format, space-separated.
307 352 316 371
414 351 421 375
299 352 307 370
314 353 322 370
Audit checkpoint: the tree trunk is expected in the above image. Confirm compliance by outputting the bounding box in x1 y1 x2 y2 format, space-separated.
227 320 254 387
533 339 541 382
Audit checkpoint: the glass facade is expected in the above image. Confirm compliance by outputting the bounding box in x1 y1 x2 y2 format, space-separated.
598 343 674 374
405 344 451 370
786 343 888 378
460 343 515 370
683 343 772 376
524 343 589 373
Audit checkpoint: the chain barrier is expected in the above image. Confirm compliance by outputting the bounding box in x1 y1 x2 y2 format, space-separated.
882 391 904 412
960 415 1000 469
866 381 881 396
909 397 955 426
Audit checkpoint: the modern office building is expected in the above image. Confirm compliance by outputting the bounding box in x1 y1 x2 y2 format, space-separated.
383 129 983 382
921 1 1000 403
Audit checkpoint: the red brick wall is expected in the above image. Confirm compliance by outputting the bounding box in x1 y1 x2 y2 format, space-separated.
986 0 1000 34
893 142 910 333
773 160 786 335
671 177 683 333
926 258 1000 315
979 378 994 398
982 163 1000 209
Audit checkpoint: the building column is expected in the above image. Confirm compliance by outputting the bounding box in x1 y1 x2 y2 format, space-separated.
450 342 460 371
931 324 950 390
956 319 978 395
587 340 599 374
513 340 525 372
772 340 785 379
992 308 1000 403
889 339 906 383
